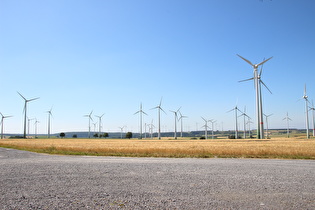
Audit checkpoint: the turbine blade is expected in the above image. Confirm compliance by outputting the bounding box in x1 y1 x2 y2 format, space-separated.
17 92 26 101
260 80 272 94
237 54 253 66
238 77 254 83
28 97 40 102
257 56 273 67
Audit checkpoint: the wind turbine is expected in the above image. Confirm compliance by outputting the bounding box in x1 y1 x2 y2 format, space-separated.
227 105 243 139
201 117 210 139
95 113 105 137
283 112 292 138
34 118 39 138
134 103 147 139
209 119 216 139
178 110 188 138
239 106 251 139
309 101 315 137
264 113 273 139
1 113 12 139
301 84 310 139
151 98 166 139
46 107 53 138
170 107 181 139
27 117 35 137
17 92 40 138
237 54 273 139
118 126 125 139
84 110 93 138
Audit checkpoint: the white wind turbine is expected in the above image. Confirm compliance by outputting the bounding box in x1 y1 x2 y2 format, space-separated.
84 110 93 138
170 107 181 139
209 119 216 139
17 92 40 138
1 113 12 139
301 84 310 139
134 103 148 139
283 112 292 138
118 126 125 139
227 105 243 139
34 118 40 138
95 113 105 136
239 107 251 139
46 107 53 138
264 113 273 139
309 101 315 137
27 117 35 137
201 117 210 139
151 98 166 140
178 110 188 138
237 54 273 139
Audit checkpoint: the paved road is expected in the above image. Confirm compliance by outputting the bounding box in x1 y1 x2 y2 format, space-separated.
0 148 314 209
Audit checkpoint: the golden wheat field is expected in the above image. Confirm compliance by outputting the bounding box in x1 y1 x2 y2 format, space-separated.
0 137 315 159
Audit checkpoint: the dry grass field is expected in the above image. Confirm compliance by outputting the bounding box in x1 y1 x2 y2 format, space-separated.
0 137 315 159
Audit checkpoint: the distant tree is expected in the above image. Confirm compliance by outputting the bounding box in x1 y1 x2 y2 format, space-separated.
93 133 98 138
73 134 77 138
103 132 109 138
60 132 65 138
125 132 132 139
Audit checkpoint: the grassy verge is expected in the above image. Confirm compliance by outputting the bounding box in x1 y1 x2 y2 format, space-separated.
0 138 314 159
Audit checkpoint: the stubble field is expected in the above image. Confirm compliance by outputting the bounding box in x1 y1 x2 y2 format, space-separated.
0 137 314 159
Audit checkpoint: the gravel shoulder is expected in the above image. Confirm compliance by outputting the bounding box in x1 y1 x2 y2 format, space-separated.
0 147 314 209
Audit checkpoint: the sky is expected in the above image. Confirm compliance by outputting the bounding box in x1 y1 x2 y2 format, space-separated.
1 0 315 135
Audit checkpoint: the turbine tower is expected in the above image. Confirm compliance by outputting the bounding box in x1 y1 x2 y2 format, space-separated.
178 110 188 138
302 84 310 139
151 98 166 139
283 112 292 138
95 113 105 137
134 103 147 139
1 113 12 139
237 54 273 139
170 107 181 139
227 105 243 139
46 107 53 138
309 101 315 137
84 110 93 138
17 92 39 138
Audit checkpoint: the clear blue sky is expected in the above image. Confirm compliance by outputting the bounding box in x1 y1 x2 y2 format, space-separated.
1 0 314 135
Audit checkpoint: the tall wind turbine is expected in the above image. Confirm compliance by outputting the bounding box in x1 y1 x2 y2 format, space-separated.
283 112 292 138
201 117 210 139
46 107 53 138
84 110 93 138
301 84 310 139
134 103 148 139
170 107 181 139
227 105 243 139
237 54 273 139
1 113 12 139
178 110 188 138
95 113 105 137
151 98 166 139
17 92 40 138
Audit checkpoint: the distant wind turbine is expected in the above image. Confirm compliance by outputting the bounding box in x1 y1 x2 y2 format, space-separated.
209 119 216 139
134 103 148 139
201 117 210 139
264 113 273 139
283 112 292 138
309 101 315 137
1 113 13 139
239 106 251 139
17 92 40 138
178 110 188 138
46 107 53 138
27 117 35 137
301 84 310 139
95 113 105 136
170 107 181 139
84 110 93 138
34 118 40 138
227 105 243 139
151 98 166 140
237 54 273 139
118 126 125 139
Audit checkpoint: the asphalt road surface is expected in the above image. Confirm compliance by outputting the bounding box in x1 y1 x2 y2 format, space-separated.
0 148 314 209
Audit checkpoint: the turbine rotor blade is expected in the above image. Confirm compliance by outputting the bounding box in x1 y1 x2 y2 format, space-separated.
237 54 253 66
17 92 26 101
238 77 254 83
260 80 272 94
257 56 273 67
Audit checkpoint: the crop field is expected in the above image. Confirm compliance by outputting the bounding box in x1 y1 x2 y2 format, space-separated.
1 137 315 159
